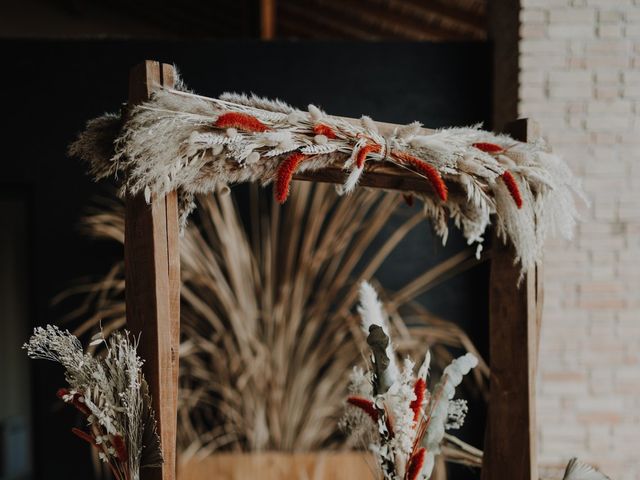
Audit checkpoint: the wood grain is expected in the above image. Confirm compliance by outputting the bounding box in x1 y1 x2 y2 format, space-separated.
291 118 438 194
125 61 180 480
481 118 540 480
178 452 374 480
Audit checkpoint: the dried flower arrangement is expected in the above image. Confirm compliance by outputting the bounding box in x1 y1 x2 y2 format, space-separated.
69 77 583 274
342 282 479 480
58 183 488 471
23 325 162 480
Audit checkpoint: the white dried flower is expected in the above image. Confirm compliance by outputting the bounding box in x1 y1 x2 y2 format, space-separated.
23 326 163 478
342 284 478 480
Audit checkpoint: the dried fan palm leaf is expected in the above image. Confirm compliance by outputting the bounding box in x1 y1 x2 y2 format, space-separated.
57 182 488 468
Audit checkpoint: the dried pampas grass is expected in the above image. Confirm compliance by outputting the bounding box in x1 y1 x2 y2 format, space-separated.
57 182 488 468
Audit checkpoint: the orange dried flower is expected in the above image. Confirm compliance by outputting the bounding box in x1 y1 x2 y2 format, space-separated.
410 378 426 423
403 194 414 207
214 112 270 132
501 170 523 209
313 123 337 139
472 142 505 154
347 396 379 422
275 152 306 204
392 151 448 202
356 144 381 169
71 427 97 446
112 434 128 462
407 447 427 480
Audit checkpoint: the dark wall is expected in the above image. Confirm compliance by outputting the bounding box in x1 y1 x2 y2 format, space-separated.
1 40 490 479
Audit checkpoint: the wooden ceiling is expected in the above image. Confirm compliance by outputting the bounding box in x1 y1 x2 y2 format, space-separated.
2 0 487 41
276 0 487 41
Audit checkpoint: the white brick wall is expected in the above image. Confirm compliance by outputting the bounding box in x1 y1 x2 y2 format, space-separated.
519 1 640 479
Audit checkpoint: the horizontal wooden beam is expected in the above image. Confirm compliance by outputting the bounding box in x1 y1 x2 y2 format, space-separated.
293 161 466 197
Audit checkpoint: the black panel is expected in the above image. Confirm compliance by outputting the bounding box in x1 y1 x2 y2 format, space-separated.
1 40 490 480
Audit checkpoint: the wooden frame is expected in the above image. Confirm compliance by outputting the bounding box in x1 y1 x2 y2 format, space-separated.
125 61 541 480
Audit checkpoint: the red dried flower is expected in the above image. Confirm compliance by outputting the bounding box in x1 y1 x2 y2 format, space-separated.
472 142 505 154
214 112 270 132
356 143 381 168
407 447 427 480
71 427 97 446
56 387 70 400
57 388 91 416
347 396 379 423
112 434 128 462
501 170 523 209
392 151 448 202
410 378 426 423
313 123 338 139
403 194 414 207
275 152 306 204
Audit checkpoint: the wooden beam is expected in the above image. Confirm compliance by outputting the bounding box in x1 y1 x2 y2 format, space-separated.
260 0 276 39
294 161 467 197
125 61 180 480
481 118 540 480
291 117 442 194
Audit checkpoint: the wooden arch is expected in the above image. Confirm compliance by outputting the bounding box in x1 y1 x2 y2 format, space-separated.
125 60 542 480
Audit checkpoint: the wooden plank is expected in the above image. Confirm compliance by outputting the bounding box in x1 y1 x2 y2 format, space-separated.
179 452 373 480
260 0 276 39
481 118 540 480
294 161 456 194
125 60 180 480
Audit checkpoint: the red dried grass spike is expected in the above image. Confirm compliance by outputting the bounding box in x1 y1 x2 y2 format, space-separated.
112 435 128 462
392 151 448 202
407 448 427 480
275 152 306 204
403 194 414 207
71 427 97 446
501 170 523 209
347 396 379 423
214 112 270 132
313 123 338 139
356 144 381 168
56 387 70 400
472 142 505 154
71 394 91 416
410 378 426 423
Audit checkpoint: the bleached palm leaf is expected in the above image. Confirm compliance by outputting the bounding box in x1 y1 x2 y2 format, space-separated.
562 458 610 480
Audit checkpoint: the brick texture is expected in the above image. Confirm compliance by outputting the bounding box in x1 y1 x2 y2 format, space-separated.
519 1 640 479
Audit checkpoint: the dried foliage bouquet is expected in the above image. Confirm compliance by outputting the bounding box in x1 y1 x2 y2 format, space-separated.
343 283 478 480
60 183 488 473
23 325 162 480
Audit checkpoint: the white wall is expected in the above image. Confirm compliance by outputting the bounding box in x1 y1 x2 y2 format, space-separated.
519 1 640 478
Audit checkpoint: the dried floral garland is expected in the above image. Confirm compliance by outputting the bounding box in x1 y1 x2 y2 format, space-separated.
341 282 478 480
23 326 162 480
69 79 584 273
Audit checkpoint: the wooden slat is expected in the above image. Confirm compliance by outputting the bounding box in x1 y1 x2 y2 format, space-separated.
261 0 277 39
125 61 180 480
294 161 465 196
481 118 540 480
292 118 439 193
179 452 372 480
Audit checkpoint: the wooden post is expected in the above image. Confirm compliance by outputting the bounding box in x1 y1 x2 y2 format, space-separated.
125 61 180 480
260 0 277 39
481 118 541 480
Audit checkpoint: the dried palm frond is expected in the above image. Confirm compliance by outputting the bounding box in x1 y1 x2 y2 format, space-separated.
56 182 487 467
